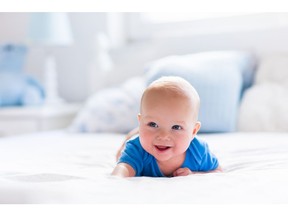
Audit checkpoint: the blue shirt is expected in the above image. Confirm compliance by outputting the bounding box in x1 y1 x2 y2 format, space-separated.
118 136 219 177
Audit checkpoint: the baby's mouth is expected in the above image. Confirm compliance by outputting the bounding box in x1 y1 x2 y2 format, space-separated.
155 145 171 151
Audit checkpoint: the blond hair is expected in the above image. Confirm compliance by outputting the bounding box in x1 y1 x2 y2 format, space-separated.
141 76 200 120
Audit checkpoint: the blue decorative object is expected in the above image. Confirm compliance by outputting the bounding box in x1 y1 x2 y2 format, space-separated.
145 51 257 133
0 44 45 107
0 44 27 73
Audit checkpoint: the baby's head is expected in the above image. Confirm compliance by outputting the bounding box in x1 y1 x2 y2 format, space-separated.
138 76 201 164
140 76 200 122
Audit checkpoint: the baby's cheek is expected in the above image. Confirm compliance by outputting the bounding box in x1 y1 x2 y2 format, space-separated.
174 134 192 149
139 131 153 152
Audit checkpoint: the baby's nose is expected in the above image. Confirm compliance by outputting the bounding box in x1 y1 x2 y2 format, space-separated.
157 130 171 141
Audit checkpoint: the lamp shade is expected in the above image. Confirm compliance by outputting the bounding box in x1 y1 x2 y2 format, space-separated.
27 12 73 46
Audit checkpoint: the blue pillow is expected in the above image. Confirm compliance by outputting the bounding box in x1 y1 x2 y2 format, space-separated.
145 51 257 132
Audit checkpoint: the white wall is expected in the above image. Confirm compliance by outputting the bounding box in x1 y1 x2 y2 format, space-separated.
1 12 288 103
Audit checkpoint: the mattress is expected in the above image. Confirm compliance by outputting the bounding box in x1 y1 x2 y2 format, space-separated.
0 131 288 203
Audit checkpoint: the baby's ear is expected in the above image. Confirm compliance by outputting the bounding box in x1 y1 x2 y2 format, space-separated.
192 121 201 136
137 113 141 122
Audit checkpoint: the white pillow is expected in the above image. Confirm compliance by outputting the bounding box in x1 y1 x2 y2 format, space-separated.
256 53 288 86
69 77 146 133
237 83 288 132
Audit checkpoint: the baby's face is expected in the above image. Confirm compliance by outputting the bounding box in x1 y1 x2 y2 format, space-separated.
138 89 198 164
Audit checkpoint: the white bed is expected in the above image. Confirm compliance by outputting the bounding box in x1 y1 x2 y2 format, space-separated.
0 130 288 204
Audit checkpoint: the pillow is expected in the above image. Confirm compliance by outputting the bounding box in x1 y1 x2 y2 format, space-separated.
255 53 288 86
237 53 288 132
146 51 257 93
145 51 257 132
237 83 288 132
69 76 146 133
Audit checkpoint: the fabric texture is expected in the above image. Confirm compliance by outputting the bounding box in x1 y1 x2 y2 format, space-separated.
69 76 146 133
255 53 288 86
238 53 288 132
238 83 288 132
1 131 288 203
145 51 257 132
118 136 219 177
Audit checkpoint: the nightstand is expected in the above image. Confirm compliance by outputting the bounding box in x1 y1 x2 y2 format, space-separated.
0 103 81 137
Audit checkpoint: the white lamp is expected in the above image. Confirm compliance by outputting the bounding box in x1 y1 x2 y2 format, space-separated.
27 12 73 105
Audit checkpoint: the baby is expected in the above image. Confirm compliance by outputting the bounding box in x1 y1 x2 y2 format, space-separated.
112 76 222 177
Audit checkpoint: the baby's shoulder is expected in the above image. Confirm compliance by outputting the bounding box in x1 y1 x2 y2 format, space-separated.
126 135 141 147
125 136 146 155
124 136 152 163
188 136 210 157
191 136 208 147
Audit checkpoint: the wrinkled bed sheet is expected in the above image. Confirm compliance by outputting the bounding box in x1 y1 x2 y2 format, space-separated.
0 131 288 203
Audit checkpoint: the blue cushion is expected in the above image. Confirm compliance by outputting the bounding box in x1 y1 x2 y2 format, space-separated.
145 51 257 132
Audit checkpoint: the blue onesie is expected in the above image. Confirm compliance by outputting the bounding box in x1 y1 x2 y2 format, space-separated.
118 136 219 177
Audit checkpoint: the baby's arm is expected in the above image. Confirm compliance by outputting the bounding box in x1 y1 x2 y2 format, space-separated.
111 163 136 177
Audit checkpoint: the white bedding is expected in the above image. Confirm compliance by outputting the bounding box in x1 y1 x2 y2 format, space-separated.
0 131 288 203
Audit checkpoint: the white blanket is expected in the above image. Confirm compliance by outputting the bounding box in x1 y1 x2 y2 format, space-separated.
0 131 288 203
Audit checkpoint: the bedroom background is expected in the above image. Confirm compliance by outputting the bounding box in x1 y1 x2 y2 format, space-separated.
0 12 288 136
1 11 288 207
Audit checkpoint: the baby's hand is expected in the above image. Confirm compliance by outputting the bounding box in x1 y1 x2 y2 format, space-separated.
173 167 194 177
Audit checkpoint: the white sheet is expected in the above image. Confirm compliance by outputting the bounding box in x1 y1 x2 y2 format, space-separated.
0 131 288 203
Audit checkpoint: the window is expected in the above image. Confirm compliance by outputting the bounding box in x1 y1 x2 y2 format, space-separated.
126 13 288 40
142 13 249 23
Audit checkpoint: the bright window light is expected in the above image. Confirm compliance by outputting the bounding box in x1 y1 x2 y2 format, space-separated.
127 13 288 40
141 13 251 23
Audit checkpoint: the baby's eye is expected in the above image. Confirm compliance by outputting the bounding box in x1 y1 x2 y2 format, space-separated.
172 125 182 130
148 122 158 128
